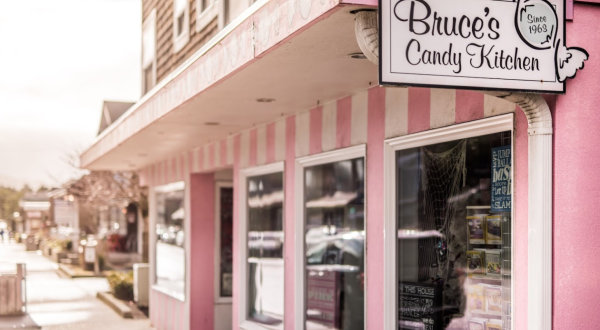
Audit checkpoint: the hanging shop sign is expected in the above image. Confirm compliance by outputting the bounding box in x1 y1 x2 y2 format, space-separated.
379 0 589 93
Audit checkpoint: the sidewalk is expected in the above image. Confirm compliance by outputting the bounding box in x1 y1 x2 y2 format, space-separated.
0 242 154 330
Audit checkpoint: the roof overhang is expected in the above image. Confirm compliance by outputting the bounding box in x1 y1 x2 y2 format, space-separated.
81 0 378 171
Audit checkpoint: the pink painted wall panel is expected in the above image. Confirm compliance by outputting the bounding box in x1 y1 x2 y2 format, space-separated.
284 116 296 329
336 97 352 148
266 122 276 164
180 153 186 182
366 87 385 330
151 289 185 330
408 88 431 133
249 129 257 167
221 139 227 168
455 90 484 123
197 147 204 172
309 107 323 155
188 150 195 175
163 159 169 185
190 173 216 330
209 144 215 169
554 6 600 330
150 289 155 326
171 158 176 183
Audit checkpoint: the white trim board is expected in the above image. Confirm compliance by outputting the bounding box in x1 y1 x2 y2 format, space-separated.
382 113 515 330
172 0 190 53
238 162 285 330
294 144 367 330
196 0 219 32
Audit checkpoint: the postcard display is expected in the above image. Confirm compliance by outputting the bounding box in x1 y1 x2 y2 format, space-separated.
397 132 512 330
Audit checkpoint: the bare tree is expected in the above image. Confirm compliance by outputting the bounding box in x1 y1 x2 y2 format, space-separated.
59 149 148 235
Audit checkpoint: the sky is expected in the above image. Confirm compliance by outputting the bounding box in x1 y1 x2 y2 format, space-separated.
0 0 141 189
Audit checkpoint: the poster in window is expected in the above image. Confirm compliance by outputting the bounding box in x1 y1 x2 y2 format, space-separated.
491 145 511 212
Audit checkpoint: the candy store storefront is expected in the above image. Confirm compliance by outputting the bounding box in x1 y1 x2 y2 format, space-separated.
80 0 600 329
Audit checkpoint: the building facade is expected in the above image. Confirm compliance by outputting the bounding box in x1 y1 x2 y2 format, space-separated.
81 0 600 330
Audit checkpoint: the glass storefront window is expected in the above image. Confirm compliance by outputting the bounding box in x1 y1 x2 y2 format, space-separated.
155 183 185 299
396 132 512 330
247 172 284 326
304 158 365 330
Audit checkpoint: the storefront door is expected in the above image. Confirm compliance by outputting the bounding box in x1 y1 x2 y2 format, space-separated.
215 182 233 330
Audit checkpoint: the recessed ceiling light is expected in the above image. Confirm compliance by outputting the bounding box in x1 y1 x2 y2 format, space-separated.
204 122 220 126
349 52 367 59
256 98 275 103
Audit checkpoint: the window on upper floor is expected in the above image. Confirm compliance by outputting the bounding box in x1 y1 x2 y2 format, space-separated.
142 9 157 95
173 0 190 53
196 0 218 32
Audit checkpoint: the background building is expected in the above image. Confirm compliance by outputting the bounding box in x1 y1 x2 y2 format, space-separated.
19 192 51 234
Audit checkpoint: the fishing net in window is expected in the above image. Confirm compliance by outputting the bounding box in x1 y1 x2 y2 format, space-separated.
419 139 467 283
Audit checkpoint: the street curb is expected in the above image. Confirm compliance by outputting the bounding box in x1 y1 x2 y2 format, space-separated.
96 292 133 319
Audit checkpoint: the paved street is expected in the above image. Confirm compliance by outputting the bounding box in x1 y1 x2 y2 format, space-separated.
0 242 154 330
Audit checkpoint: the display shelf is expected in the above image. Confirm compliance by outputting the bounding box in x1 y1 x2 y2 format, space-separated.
465 205 511 330
468 274 502 281
471 310 502 318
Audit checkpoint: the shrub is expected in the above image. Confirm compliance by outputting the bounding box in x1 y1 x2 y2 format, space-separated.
106 271 134 301
98 255 105 271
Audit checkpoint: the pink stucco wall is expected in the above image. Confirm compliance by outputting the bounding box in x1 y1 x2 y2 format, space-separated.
190 173 216 329
553 4 600 329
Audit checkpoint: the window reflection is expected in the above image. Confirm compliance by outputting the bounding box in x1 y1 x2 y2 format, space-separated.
305 158 365 330
396 133 512 330
247 172 284 326
155 186 185 298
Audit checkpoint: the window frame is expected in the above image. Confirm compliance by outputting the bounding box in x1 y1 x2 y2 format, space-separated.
173 0 190 53
142 9 157 95
293 144 367 330
196 0 219 32
382 113 515 330
152 180 187 302
238 161 285 330
214 180 234 304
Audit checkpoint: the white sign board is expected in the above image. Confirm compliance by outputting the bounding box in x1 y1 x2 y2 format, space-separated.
54 200 78 228
84 246 96 263
380 0 588 93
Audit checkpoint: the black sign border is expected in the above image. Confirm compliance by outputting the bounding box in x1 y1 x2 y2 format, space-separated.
378 0 568 95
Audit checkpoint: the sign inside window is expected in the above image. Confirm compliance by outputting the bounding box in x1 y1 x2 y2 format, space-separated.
491 145 511 212
379 0 588 93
